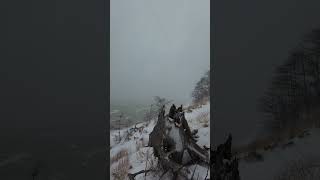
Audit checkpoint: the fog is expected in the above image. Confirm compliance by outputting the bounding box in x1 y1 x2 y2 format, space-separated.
110 0 210 105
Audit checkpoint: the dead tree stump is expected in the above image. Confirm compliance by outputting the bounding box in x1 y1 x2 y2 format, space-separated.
148 104 209 179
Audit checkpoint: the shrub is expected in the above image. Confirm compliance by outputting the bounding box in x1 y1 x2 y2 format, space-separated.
196 111 209 124
111 154 130 180
111 149 129 164
192 70 210 105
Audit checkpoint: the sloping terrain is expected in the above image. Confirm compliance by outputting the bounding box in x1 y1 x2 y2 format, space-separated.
239 128 320 180
110 102 210 180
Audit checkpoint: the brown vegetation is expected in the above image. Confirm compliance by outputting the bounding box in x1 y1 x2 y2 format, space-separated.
196 111 209 124
111 149 129 164
111 153 130 180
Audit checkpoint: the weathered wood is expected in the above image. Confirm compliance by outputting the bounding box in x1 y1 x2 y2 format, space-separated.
128 169 153 180
147 104 209 179
129 104 210 180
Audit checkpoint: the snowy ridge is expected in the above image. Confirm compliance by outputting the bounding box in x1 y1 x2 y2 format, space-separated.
110 102 210 180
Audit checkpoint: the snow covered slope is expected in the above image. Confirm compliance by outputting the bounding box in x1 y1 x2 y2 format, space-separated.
110 102 210 180
239 128 320 180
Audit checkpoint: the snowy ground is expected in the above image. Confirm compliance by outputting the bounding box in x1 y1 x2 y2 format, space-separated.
110 102 210 180
239 128 320 180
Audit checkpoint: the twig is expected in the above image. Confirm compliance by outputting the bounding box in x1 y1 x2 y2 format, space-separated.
191 165 197 180
128 169 153 180
204 167 209 180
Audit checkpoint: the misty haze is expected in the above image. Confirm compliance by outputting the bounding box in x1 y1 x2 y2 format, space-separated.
110 0 209 124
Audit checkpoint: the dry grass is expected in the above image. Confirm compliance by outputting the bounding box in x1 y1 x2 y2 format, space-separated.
136 140 142 152
186 98 209 111
144 148 158 171
194 97 209 107
274 125 310 142
135 138 147 152
249 137 277 151
232 136 279 156
136 147 158 176
274 159 320 180
111 155 130 180
136 148 146 162
202 123 209 127
234 127 310 156
196 111 209 124
111 149 129 164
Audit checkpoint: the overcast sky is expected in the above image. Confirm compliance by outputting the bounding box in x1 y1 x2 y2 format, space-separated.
110 0 210 105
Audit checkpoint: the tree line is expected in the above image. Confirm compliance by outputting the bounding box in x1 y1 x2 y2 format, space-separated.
192 70 210 105
258 28 320 137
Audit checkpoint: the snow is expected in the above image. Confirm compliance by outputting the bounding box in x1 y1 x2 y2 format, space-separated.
186 164 209 180
165 120 184 152
239 128 320 180
185 103 210 148
109 102 210 180
110 109 120 115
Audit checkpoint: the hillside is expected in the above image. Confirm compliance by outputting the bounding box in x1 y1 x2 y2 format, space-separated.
238 128 320 180
110 102 210 180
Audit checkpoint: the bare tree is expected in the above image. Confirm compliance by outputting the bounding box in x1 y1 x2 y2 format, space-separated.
143 96 173 123
259 28 320 136
192 70 210 104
